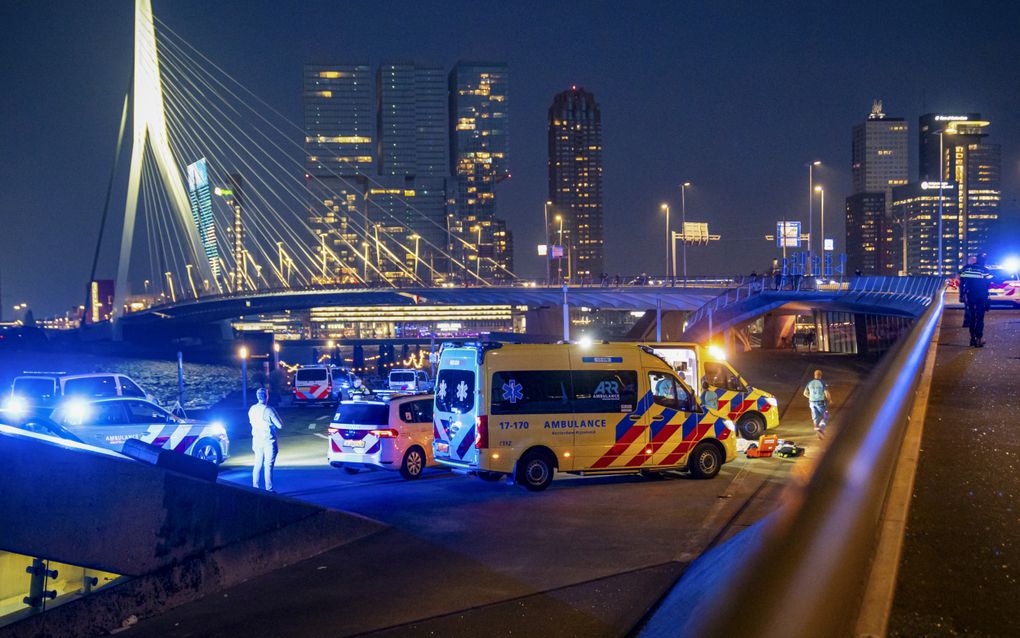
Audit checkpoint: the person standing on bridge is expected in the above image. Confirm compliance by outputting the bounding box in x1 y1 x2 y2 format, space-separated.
249 388 284 492
803 369 831 439
959 253 993 347
959 255 977 329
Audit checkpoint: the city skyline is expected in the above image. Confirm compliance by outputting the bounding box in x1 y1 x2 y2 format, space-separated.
2 1 1019 314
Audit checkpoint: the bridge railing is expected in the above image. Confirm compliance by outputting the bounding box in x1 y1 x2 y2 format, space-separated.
126 276 739 314
682 284 945 637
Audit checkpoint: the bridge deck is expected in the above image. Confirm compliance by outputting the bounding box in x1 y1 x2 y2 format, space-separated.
889 309 1020 636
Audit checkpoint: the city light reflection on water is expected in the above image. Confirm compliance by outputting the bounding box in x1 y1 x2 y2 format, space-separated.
0 351 239 409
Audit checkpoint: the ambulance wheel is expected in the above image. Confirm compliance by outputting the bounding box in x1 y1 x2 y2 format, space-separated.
191 439 223 465
400 446 426 480
477 471 502 482
688 442 723 479
517 450 555 491
737 413 766 440
343 466 360 475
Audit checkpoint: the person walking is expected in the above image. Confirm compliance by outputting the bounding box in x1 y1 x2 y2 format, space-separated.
803 369 832 439
701 380 719 412
959 253 993 347
249 388 284 492
959 255 977 328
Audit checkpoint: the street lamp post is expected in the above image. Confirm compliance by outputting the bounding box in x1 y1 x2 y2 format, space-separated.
272 341 280 370
543 201 552 284
815 185 825 272
556 215 564 284
239 345 248 408
660 203 670 281
808 161 821 273
680 182 691 287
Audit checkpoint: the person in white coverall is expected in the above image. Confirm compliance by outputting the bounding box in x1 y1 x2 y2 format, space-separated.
249 387 284 491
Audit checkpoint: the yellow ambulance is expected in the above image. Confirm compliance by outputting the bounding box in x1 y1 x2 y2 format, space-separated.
638 342 780 440
431 342 738 491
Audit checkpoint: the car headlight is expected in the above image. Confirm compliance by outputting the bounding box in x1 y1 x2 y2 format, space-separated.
724 419 736 432
210 421 228 438
4 395 28 419
766 397 778 407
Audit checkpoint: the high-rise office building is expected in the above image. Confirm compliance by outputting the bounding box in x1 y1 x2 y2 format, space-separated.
303 64 374 283
547 87 604 280
845 192 888 275
449 62 513 281
377 63 448 178
852 101 909 202
917 113 1001 267
891 181 960 275
185 158 220 285
846 101 908 274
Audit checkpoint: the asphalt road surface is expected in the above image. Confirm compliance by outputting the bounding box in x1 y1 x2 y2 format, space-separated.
129 351 875 637
890 310 1020 637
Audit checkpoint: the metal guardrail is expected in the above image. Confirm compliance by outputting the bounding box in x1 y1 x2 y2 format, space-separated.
686 285 945 637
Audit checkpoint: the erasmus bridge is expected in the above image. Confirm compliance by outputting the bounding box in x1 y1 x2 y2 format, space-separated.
98 0 935 342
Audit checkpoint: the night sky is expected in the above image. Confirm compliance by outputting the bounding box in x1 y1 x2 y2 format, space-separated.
2 0 1019 316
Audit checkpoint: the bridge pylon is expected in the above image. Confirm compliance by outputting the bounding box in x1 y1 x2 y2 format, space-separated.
113 0 217 321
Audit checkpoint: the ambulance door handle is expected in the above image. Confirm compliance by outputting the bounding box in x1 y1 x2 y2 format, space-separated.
628 413 641 420
650 415 665 421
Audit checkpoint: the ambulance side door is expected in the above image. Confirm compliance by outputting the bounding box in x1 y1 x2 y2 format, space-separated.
568 366 640 471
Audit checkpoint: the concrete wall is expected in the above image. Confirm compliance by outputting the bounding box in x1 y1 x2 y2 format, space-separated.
0 430 385 636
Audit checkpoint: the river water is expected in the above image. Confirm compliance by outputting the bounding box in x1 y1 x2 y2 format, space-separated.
0 351 241 409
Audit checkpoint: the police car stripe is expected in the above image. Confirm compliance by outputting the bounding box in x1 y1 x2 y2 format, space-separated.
174 435 198 453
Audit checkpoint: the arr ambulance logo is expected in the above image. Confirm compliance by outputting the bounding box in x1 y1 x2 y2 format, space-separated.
593 380 620 400
502 379 524 404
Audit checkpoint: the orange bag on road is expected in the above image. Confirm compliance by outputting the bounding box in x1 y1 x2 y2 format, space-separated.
746 434 779 458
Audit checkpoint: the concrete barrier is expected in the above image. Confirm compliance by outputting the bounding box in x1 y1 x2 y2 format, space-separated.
0 429 385 637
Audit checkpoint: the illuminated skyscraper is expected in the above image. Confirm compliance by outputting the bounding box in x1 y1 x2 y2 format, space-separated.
918 113 1001 264
185 158 220 284
892 181 960 275
548 87 604 280
846 101 908 275
449 62 513 281
852 101 909 203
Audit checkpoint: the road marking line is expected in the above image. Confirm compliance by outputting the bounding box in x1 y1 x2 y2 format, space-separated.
316 415 330 421
312 433 329 439
308 423 316 429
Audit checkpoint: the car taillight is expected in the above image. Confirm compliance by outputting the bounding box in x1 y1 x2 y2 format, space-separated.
475 415 488 449
370 428 398 438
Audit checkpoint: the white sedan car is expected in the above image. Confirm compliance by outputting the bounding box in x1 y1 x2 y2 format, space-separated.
327 394 435 479
51 397 230 464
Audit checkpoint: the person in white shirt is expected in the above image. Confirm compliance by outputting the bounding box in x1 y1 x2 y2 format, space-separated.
248 387 284 491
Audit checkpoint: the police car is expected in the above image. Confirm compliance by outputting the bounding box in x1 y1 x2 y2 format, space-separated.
327 394 436 479
50 397 230 464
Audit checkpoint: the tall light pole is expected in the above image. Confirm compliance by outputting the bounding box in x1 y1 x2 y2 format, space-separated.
660 203 670 280
556 215 564 284
808 160 821 273
543 201 552 283
239 344 248 408
680 182 691 287
815 185 825 271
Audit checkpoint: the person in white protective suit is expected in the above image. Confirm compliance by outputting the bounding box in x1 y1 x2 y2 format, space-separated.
249 387 284 491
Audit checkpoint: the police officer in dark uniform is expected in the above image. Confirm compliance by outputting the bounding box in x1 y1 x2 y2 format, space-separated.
959 253 993 347
959 255 976 328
